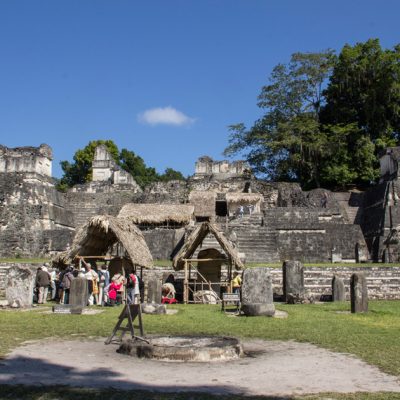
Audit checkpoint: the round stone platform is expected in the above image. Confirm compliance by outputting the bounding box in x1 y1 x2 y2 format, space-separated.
117 335 243 362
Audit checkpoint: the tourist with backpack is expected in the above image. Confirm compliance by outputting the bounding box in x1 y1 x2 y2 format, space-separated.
61 266 74 304
126 270 140 304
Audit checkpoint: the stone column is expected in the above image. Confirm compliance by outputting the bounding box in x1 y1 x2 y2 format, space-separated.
282 260 304 303
350 272 368 313
241 268 275 316
332 276 345 301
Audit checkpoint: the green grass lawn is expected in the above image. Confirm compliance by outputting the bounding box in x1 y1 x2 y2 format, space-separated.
0 386 399 400
1 301 400 399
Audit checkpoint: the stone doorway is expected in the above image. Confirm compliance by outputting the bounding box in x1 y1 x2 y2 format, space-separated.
215 200 228 217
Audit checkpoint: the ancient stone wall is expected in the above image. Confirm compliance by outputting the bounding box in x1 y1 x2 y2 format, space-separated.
138 180 188 204
142 265 400 300
142 229 185 260
361 182 389 261
65 183 142 227
0 173 74 257
194 156 250 179
0 144 52 176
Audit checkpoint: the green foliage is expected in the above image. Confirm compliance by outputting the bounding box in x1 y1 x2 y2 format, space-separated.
225 50 336 188
58 140 119 188
119 148 159 188
322 39 400 142
159 167 185 182
226 39 400 189
59 142 185 190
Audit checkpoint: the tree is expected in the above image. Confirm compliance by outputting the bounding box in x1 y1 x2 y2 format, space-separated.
159 168 186 182
225 40 400 189
58 140 119 189
58 142 186 191
320 39 400 184
322 39 400 149
119 148 159 188
224 50 336 189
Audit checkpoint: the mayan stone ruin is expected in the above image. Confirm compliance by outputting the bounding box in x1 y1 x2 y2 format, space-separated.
2 142 400 268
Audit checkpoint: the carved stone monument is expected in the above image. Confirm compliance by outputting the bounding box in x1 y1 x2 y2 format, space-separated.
69 277 88 307
332 275 345 301
350 272 368 313
146 278 162 304
5 266 35 308
283 260 305 303
241 268 275 316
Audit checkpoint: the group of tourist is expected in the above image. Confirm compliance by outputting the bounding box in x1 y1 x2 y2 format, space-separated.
34 263 141 307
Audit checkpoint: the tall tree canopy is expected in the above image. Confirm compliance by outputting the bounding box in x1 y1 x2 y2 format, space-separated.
58 140 185 191
59 140 119 189
225 50 337 188
225 39 400 189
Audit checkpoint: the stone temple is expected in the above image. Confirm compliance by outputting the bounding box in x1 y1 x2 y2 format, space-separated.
2 142 400 264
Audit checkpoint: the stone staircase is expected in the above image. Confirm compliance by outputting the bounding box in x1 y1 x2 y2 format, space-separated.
68 199 101 227
192 223 280 263
333 192 363 224
235 227 280 263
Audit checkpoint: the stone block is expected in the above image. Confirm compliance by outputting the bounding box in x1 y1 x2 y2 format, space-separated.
283 260 304 303
146 278 162 304
332 276 345 301
141 303 166 314
52 304 83 314
350 272 368 313
241 268 275 316
5 266 35 308
69 277 88 307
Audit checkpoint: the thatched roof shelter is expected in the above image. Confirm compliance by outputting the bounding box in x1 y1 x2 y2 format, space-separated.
53 215 153 268
172 222 244 270
189 191 217 218
226 192 263 205
118 203 194 225
226 192 263 214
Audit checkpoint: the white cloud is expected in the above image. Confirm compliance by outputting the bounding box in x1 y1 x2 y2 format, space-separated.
138 106 195 127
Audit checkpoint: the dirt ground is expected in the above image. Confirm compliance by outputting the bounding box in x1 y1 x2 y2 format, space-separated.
1 338 400 396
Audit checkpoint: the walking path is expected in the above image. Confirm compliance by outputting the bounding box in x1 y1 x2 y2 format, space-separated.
1 338 400 396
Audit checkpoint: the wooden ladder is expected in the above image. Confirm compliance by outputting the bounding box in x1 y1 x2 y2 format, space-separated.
104 304 146 344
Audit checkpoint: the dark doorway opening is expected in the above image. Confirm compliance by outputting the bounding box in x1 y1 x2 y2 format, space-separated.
215 201 228 216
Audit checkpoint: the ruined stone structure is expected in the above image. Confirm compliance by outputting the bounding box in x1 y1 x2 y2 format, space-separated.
0 144 53 176
0 144 74 257
194 156 250 179
2 142 400 264
92 144 139 186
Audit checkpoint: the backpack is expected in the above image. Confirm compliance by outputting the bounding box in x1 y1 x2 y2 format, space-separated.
127 273 137 289
62 272 73 290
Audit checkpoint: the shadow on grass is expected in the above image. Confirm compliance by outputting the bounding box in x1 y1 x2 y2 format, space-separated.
0 355 291 400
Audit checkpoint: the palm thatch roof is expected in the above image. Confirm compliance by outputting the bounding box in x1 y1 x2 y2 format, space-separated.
53 215 153 268
226 192 263 205
172 222 245 270
189 191 217 217
118 203 194 224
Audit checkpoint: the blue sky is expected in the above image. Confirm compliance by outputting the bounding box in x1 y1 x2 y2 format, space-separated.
0 0 399 178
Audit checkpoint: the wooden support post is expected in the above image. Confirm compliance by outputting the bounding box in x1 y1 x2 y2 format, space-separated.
184 260 188 304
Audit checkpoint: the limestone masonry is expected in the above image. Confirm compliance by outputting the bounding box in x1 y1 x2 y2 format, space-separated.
2 143 400 264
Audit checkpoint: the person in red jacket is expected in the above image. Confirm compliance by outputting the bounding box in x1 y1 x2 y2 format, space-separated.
107 281 122 306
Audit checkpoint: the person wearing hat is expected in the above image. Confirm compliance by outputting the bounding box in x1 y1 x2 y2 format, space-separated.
35 265 51 304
